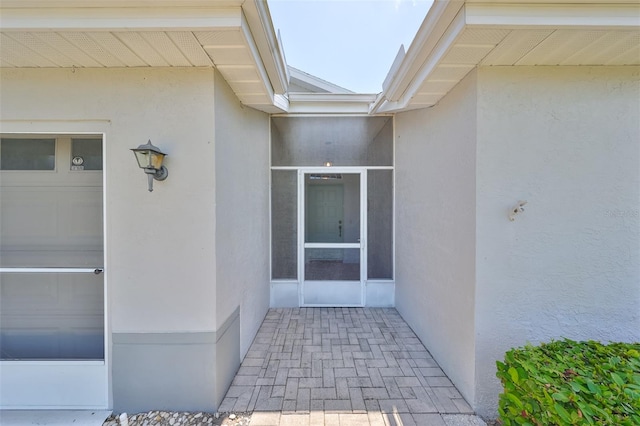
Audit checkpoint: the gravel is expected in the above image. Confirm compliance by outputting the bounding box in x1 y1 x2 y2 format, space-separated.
102 411 251 426
103 411 500 425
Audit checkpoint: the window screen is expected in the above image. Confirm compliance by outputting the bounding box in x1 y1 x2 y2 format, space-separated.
0 138 55 170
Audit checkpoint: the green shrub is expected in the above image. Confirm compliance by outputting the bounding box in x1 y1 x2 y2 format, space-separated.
496 339 640 425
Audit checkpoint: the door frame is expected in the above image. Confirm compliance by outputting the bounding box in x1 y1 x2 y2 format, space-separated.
298 167 367 307
0 128 109 409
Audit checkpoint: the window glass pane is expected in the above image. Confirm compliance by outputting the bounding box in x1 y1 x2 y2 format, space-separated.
368 170 393 279
271 170 297 279
0 272 104 360
305 248 360 281
272 117 393 167
71 138 103 171
305 174 360 244
0 187 103 268
0 138 55 170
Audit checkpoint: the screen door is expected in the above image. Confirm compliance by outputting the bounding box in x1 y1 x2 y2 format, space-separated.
0 135 107 408
300 169 365 306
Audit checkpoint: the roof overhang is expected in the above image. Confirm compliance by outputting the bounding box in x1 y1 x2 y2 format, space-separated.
372 0 640 114
288 66 354 94
0 0 289 113
285 93 378 115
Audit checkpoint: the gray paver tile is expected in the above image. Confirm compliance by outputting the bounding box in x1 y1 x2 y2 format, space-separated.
383 377 403 399
249 411 281 426
218 397 236 412
308 411 324 426
382 412 417 426
339 413 370 426
323 399 352 412
281 399 296 413
243 358 267 367
271 385 285 398
336 377 350 400
253 397 284 411
452 398 474 414
364 399 380 411
284 378 298 400
221 308 482 426
323 413 340 426
379 367 404 377
349 387 366 412
420 367 446 377
310 399 324 411
279 413 310 426
378 399 410 414
335 367 358 377
441 414 488 426
405 394 438 413
298 377 323 388
233 375 259 386
310 387 337 400
347 377 373 388
412 414 447 426
225 385 255 398
427 376 454 387
368 411 387 426
368 367 385 387
362 387 389 400
323 367 336 388
394 377 421 388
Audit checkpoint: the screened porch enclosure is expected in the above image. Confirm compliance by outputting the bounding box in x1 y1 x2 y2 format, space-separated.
270 117 394 307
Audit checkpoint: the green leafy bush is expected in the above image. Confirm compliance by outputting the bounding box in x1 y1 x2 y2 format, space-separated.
496 339 640 425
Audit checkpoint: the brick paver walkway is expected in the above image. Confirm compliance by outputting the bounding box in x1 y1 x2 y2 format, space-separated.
220 308 485 426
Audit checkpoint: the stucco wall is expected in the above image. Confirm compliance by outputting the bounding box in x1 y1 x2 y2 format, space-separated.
0 67 221 411
0 67 217 332
395 71 478 405
213 70 270 358
474 66 640 418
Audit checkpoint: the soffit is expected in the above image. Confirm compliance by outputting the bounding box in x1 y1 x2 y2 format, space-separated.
0 4 284 113
376 1 640 113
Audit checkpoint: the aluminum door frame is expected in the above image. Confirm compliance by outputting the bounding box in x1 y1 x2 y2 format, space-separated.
298 167 367 307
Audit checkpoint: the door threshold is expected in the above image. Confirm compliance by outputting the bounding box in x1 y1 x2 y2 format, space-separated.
301 304 365 308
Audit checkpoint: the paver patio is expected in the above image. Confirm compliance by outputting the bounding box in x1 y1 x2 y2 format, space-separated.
220 308 485 426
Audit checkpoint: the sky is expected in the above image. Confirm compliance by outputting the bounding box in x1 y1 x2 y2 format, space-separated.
267 0 434 94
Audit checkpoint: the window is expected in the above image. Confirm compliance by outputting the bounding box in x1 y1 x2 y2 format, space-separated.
0 138 55 170
71 138 103 171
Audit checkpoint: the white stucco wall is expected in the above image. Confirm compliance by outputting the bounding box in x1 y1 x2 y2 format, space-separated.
395 71 478 404
213 70 270 357
0 67 218 333
474 66 640 418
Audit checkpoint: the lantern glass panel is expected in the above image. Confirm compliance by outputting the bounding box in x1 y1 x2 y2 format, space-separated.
134 150 151 169
149 151 165 170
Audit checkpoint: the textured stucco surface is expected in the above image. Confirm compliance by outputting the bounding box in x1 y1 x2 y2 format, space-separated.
214 70 270 358
474 66 640 418
0 67 218 332
395 71 478 406
394 65 640 419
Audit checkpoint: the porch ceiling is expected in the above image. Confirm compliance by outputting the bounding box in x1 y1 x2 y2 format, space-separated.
374 1 640 113
0 2 287 113
409 26 639 108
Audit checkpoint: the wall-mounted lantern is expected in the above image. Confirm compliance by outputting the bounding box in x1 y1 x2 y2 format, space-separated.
131 140 168 192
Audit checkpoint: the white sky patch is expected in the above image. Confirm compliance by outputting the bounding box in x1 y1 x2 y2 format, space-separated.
268 0 433 93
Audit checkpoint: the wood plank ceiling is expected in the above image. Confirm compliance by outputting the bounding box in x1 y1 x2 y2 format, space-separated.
410 27 640 108
0 25 276 111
